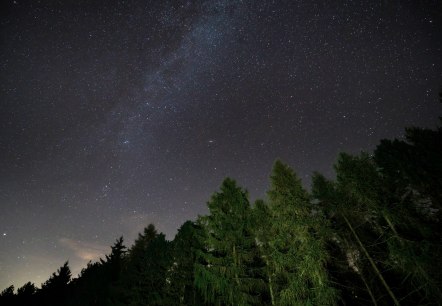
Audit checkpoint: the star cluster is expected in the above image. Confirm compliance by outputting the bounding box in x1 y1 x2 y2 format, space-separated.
0 0 441 289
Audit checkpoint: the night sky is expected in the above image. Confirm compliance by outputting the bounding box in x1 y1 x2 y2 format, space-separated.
1 0 441 290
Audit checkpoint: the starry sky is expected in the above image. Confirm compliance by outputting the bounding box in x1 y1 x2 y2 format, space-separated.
0 0 441 290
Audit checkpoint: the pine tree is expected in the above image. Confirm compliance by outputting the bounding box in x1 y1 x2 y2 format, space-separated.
266 160 337 306
66 237 128 306
67 261 107 306
313 150 442 305
138 233 172 305
38 261 71 306
122 224 173 306
16 282 36 305
0 285 15 306
195 178 265 305
251 199 274 305
0 285 14 296
332 153 401 305
312 171 381 305
104 236 127 281
166 221 205 305
374 125 442 303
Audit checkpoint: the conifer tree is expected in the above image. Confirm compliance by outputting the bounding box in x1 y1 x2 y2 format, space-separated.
16 282 36 305
167 221 205 305
312 172 381 305
195 178 265 305
266 160 337 305
251 199 274 305
374 126 442 303
67 261 107 306
331 153 401 305
38 261 71 306
104 236 127 281
0 285 15 306
121 224 173 306
313 149 442 305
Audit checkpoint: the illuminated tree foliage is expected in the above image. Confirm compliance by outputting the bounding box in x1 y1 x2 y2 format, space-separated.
265 161 337 305
166 221 205 305
194 178 266 305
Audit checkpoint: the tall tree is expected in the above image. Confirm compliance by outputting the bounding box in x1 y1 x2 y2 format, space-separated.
251 199 274 305
266 160 337 305
68 261 107 306
16 282 36 305
313 149 442 305
312 171 383 305
195 178 266 305
103 236 127 279
374 125 442 303
375 123 442 224
166 221 205 305
0 285 15 306
38 261 71 306
121 224 173 306
333 152 401 305
118 223 158 305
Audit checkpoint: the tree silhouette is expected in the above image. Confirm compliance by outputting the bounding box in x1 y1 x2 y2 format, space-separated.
16 282 36 305
117 224 173 305
38 261 71 306
0 285 15 305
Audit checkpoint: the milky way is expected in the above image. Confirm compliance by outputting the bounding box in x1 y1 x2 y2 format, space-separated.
1 0 441 289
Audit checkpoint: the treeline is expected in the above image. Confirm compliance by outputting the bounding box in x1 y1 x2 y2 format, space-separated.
1 122 441 305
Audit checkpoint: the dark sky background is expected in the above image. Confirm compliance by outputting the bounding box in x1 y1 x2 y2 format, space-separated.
0 0 441 290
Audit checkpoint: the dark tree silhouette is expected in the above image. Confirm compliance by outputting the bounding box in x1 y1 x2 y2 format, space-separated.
16 282 36 305
0 285 15 305
38 261 71 306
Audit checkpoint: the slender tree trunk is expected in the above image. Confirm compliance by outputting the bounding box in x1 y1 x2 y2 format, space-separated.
342 214 400 306
343 238 378 306
383 213 400 240
232 245 240 287
264 256 275 306
359 269 378 306
382 212 442 301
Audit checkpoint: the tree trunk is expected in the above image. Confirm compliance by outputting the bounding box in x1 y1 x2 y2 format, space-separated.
342 214 400 306
264 256 275 306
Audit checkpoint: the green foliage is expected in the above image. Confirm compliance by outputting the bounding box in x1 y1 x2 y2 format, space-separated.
120 224 173 306
374 124 442 303
312 136 442 305
266 161 337 306
166 221 205 305
195 178 266 305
